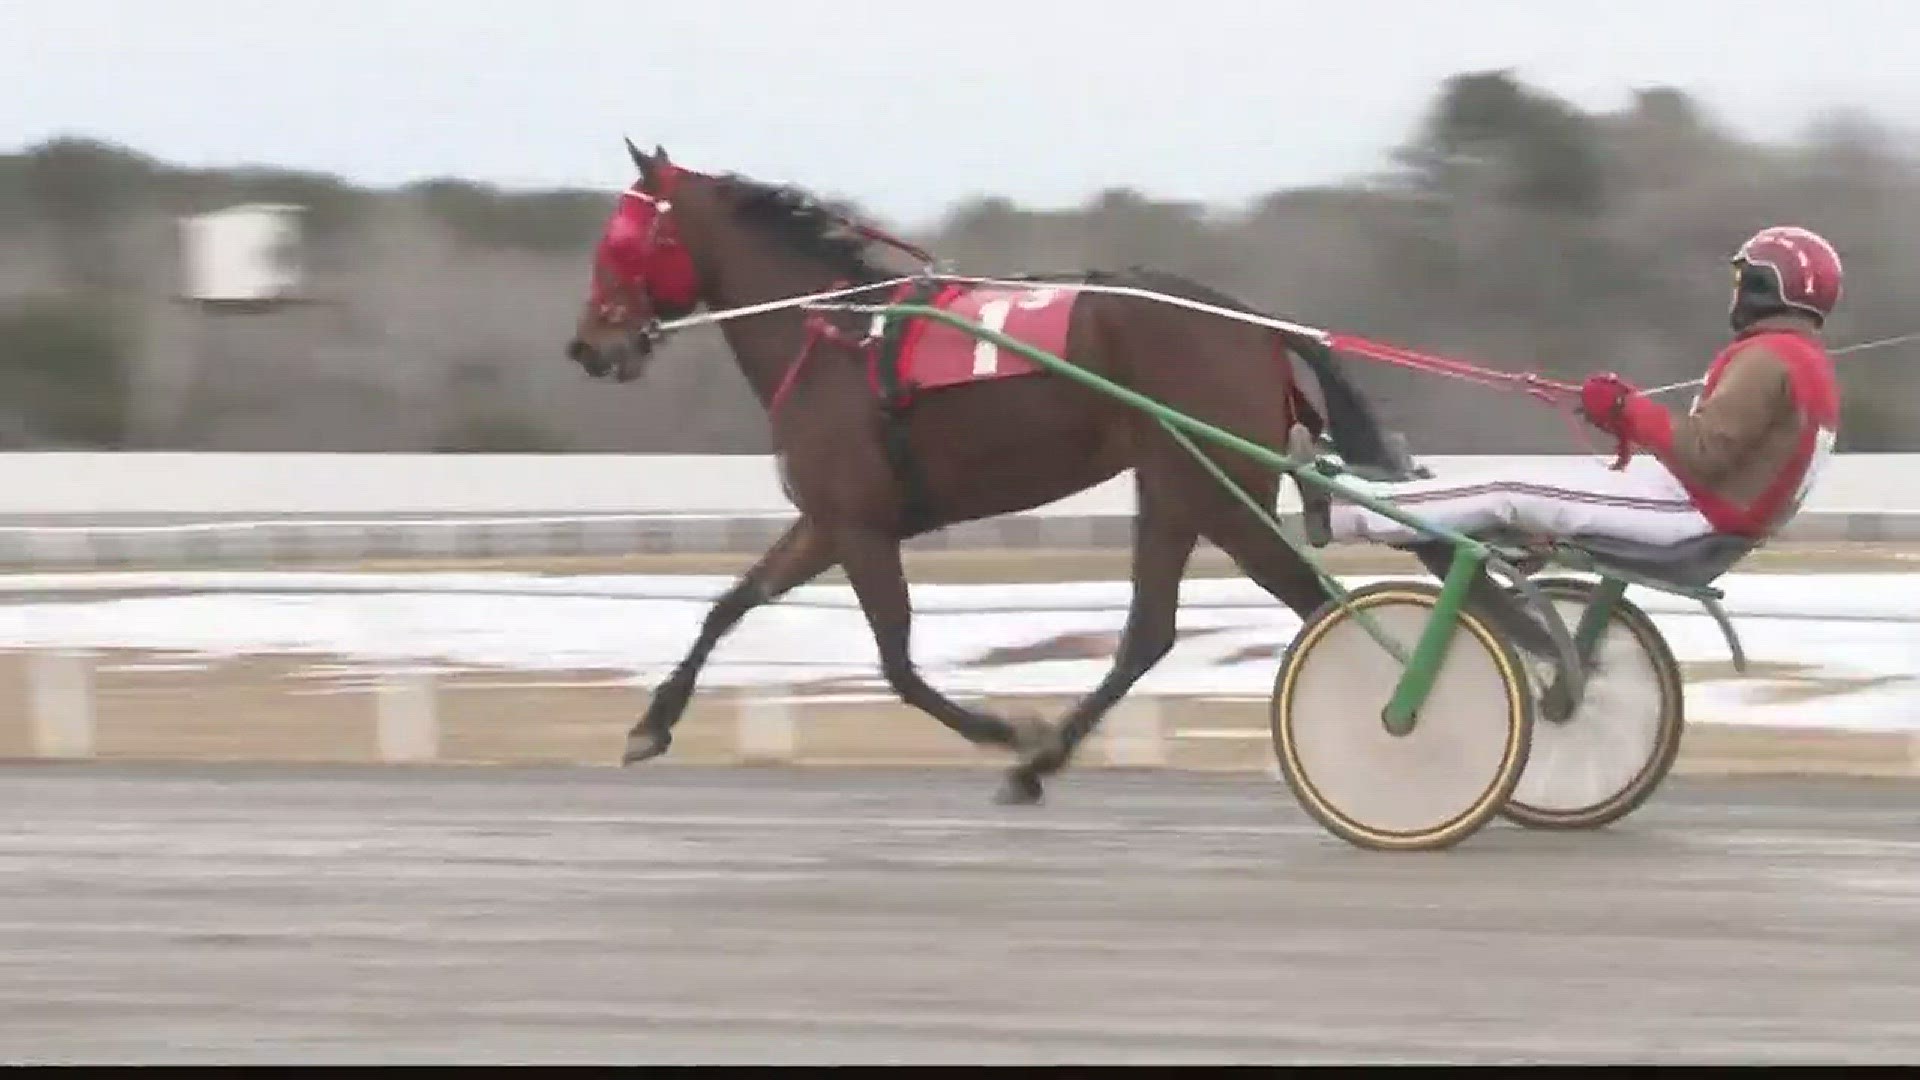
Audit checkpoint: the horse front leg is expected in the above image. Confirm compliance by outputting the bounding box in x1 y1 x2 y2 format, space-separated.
623 517 836 765
830 522 1064 805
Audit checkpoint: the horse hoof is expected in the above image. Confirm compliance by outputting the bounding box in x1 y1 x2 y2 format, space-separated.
994 771 1045 806
1541 678 1579 724
622 727 672 765
1287 424 1333 548
1006 715 1067 773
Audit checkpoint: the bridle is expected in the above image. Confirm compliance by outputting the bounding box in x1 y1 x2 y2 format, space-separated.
590 166 704 341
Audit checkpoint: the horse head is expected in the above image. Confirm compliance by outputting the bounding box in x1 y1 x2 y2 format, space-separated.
565 139 711 383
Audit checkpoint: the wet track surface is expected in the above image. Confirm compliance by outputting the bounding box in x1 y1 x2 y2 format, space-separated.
3 763 1918 1064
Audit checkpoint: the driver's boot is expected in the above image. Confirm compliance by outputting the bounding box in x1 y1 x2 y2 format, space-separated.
1288 424 1333 548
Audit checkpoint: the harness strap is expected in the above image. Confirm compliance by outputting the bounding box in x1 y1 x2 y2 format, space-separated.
870 278 947 409
869 279 948 536
771 279 875 420
769 317 827 421
771 280 940 537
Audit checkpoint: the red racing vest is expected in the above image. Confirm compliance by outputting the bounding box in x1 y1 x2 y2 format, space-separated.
1673 328 1839 538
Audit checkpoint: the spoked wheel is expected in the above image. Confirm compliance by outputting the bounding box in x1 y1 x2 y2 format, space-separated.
1270 580 1534 852
1500 576 1685 831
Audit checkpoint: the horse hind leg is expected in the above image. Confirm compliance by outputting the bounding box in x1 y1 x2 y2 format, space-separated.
1003 479 1198 799
1009 440 1320 799
1199 466 1342 618
1401 540 1549 644
1404 538 1581 719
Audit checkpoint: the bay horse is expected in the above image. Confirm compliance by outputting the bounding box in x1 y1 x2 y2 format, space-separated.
564 141 1551 805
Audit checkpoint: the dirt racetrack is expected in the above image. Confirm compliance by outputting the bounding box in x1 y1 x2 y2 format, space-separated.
3 764 1918 1064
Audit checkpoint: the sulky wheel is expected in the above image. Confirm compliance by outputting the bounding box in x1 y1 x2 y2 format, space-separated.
1270 580 1534 852
1499 576 1685 831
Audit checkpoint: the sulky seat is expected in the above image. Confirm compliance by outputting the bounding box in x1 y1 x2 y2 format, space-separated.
1559 531 1757 591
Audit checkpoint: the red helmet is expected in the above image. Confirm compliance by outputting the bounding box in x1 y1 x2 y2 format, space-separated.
1729 225 1843 329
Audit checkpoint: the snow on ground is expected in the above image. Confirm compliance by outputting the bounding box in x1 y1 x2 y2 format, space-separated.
0 570 1915 732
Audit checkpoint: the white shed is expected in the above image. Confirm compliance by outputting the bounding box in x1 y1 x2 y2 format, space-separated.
177 203 306 305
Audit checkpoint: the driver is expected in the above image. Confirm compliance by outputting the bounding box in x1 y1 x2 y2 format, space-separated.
1295 225 1844 553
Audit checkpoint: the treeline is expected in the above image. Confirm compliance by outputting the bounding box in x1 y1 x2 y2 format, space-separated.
4 70 1918 453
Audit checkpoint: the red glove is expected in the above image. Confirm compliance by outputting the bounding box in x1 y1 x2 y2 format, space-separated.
1579 372 1636 435
1579 371 1675 466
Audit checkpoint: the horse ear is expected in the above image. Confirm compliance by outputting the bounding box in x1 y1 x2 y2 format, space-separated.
633 134 672 187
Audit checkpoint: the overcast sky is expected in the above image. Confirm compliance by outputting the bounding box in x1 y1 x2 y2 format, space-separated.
8 0 1919 226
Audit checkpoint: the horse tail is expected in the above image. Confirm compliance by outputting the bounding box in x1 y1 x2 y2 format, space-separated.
1274 329 1426 481
1107 268 1425 481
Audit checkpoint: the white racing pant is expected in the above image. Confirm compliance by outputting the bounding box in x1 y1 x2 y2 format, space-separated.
1326 455 1717 548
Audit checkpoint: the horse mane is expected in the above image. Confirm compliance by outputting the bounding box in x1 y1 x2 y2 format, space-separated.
715 174 894 283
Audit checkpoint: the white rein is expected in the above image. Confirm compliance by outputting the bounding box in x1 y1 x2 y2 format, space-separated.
648 273 1335 344
646 273 1919 386
1638 330 1920 397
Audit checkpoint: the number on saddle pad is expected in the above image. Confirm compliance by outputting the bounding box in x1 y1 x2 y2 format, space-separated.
971 289 1063 377
973 299 1011 375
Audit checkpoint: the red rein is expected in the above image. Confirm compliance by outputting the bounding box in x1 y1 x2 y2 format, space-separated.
1326 332 1580 404
1326 332 1631 469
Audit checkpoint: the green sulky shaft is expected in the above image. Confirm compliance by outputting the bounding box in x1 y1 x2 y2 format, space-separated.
1379 542 1485 735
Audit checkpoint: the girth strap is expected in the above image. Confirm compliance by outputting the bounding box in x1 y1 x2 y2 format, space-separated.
870 278 948 537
